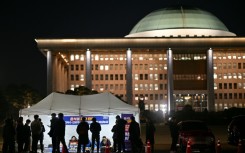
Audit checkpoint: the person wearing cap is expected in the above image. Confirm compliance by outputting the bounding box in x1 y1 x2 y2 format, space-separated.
48 113 59 153
56 113 69 153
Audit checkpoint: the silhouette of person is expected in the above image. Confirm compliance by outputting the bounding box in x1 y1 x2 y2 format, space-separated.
129 116 141 153
2 118 15 153
23 119 31 152
116 115 127 152
76 117 89 153
39 118 45 153
90 117 101 153
111 120 118 152
48 113 59 153
16 116 24 152
30 114 42 153
56 113 69 153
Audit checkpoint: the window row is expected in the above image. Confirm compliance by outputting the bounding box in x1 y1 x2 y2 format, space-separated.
214 83 245 90
214 73 245 79
213 53 245 60
173 74 206 80
133 64 167 70
134 74 167 80
213 63 245 70
70 54 168 61
215 93 245 99
173 54 206 60
134 84 167 91
70 74 168 81
134 94 167 101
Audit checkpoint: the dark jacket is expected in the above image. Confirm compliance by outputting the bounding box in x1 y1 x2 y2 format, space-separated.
90 121 101 136
146 120 156 144
76 121 90 144
56 118 66 137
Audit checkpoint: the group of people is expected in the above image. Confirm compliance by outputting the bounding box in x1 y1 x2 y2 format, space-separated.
2 115 45 153
2 114 156 153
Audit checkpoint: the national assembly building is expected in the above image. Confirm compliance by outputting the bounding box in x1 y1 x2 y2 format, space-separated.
35 6 245 114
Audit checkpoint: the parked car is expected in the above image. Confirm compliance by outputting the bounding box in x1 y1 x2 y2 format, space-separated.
177 120 215 152
227 115 245 145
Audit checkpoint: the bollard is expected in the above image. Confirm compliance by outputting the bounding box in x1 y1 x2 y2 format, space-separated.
186 139 191 153
145 139 151 153
216 139 221 153
237 139 243 153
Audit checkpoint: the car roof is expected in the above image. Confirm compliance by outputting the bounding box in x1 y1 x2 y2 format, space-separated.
177 120 205 125
232 115 245 119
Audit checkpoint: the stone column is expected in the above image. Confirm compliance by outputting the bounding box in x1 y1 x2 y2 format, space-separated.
85 49 92 90
167 48 174 115
126 48 133 105
47 50 55 95
207 48 215 111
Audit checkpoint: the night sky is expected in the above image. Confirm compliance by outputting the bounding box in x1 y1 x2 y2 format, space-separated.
2 0 245 96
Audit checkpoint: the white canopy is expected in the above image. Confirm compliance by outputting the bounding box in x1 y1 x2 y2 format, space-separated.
20 92 139 116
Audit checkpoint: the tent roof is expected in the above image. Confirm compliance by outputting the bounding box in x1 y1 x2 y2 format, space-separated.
20 92 139 116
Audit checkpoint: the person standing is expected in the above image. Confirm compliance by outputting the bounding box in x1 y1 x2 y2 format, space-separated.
90 117 101 153
129 116 141 153
16 116 24 153
169 116 179 153
76 117 89 153
2 118 15 153
39 118 45 153
48 113 59 153
30 114 42 153
115 115 127 152
111 121 118 152
23 119 31 152
56 113 69 153
145 117 156 153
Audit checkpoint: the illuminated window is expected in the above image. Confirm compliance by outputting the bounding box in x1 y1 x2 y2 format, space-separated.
135 74 139 80
238 73 242 79
139 84 143 90
80 74 84 81
213 64 217 70
75 54 79 60
105 55 109 61
228 73 232 79
154 74 158 80
70 54 74 61
135 84 138 90
95 54 99 61
233 55 237 59
238 83 242 89
223 73 227 79
70 84 75 91
145 84 148 90
233 73 237 79
100 55 104 61
105 65 109 70
80 55 84 61
214 73 217 79
155 104 159 111
154 84 158 90
214 83 217 90
149 74 153 80
99 65 104 70
149 84 153 90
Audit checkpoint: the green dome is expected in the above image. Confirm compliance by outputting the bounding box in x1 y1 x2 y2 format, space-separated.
126 6 236 37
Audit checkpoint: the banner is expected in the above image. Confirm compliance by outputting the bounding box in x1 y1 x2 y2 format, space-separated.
64 115 109 125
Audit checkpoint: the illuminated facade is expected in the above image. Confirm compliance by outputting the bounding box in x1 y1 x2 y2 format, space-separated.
36 7 245 113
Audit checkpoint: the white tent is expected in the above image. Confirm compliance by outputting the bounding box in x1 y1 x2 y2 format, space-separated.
20 92 139 116
20 92 140 151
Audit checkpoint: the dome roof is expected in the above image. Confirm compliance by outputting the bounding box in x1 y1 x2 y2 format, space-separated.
126 6 236 37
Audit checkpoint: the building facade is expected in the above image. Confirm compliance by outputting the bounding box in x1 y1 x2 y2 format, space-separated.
36 7 245 114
